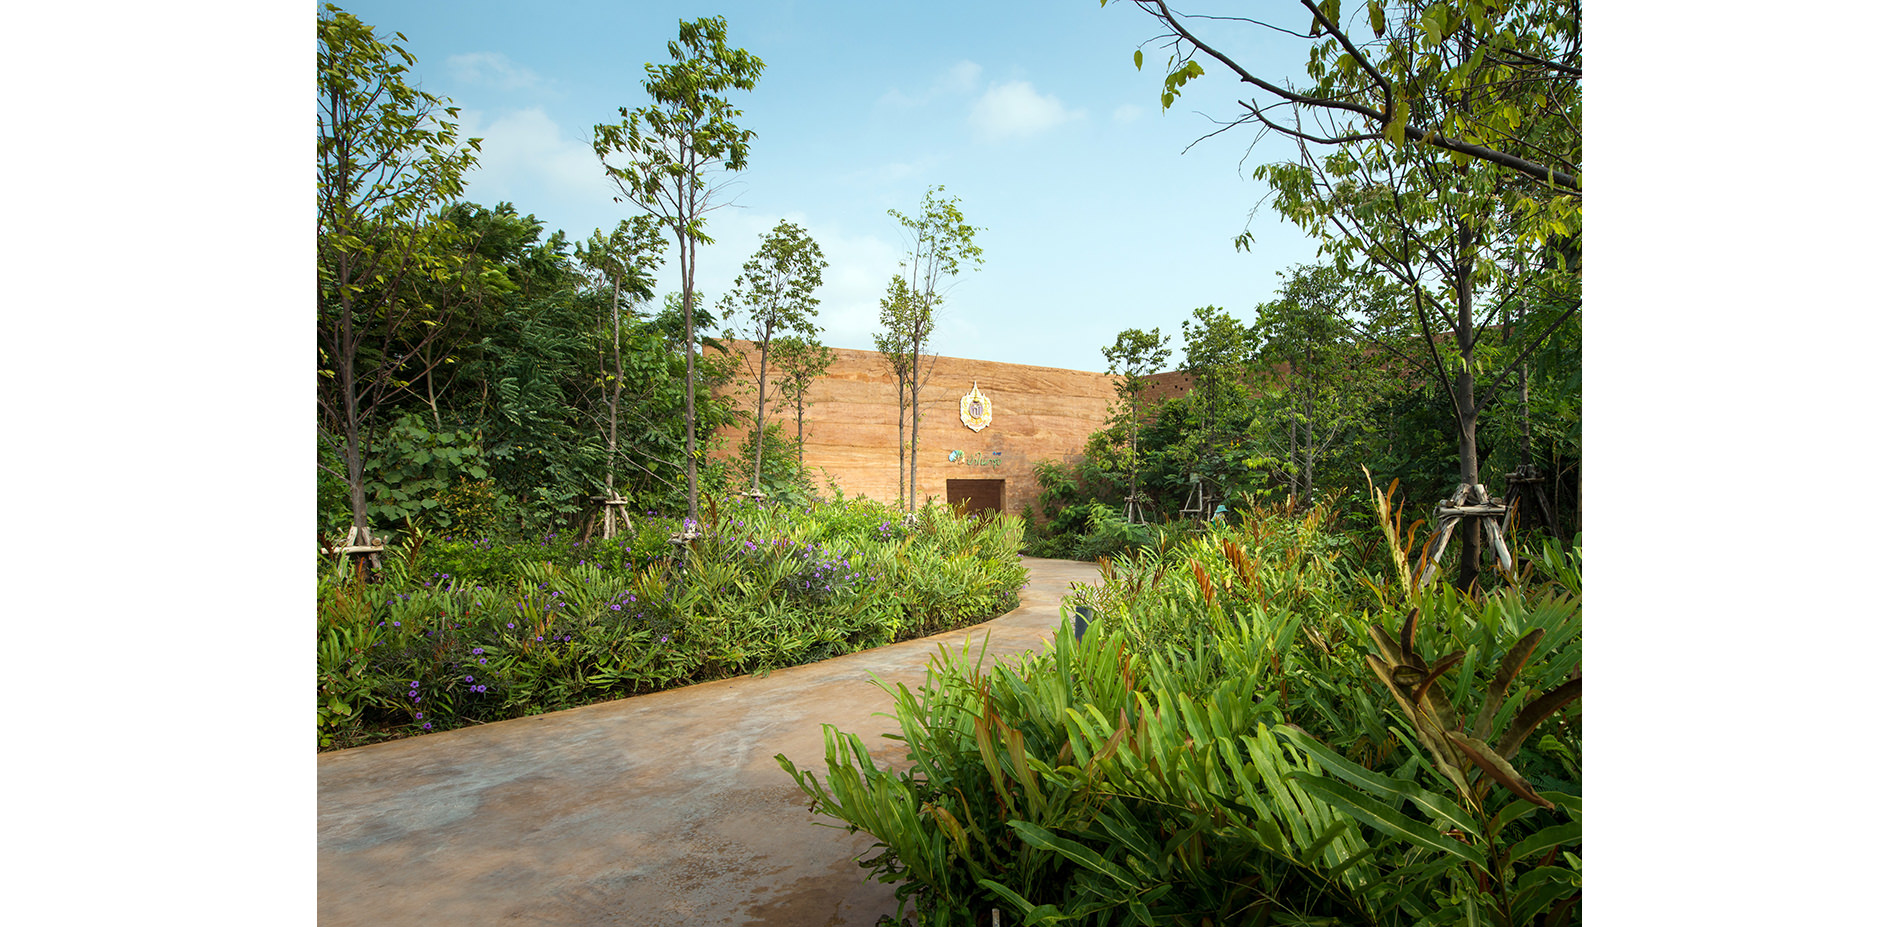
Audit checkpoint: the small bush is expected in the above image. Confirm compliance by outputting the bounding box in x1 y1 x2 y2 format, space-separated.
318 495 1029 750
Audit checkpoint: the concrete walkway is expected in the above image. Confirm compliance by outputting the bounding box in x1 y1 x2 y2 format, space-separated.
318 556 1103 927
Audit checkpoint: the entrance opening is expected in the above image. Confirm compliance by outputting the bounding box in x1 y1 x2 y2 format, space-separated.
945 478 1005 517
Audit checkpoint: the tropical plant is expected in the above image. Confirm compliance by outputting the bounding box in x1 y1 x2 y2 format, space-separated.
593 15 765 527
319 496 1028 751
1101 327 1172 516
317 5 483 547
577 215 668 537
880 186 983 510
769 334 835 469
783 504 1581 925
718 220 827 494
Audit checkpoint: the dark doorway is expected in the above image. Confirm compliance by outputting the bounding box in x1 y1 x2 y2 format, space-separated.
946 478 1004 517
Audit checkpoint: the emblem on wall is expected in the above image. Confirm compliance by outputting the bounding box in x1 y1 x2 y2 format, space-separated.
959 381 993 432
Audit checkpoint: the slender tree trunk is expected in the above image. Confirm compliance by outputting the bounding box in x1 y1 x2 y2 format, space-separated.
1129 391 1140 510
895 370 907 507
1301 391 1316 507
604 268 625 537
679 228 700 525
751 329 774 494
908 353 921 510
1286 401 1298 501
424 366 442 430
1454 225 1483 590
326 119 373 542
342 362 370 536
332 247 374 539
1519 364 1531 461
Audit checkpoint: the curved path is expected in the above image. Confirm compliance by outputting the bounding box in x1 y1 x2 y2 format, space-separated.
319 556 1103 926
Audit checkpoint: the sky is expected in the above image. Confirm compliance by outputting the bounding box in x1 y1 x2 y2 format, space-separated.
14 4 1900 923
336 0 1328 373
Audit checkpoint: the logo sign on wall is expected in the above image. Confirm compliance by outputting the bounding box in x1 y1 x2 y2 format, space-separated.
960 381 992 432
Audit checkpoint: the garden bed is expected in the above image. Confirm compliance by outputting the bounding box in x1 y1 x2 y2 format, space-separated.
318 497 1027 751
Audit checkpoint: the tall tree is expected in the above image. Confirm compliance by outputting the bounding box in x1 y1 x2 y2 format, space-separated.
593 16 764 527
317 6 481 544
1119 0 1580 587
578 216 666 535
770 335 835 472
1252 263 1404 505
717 220 826 494
1269 129 1576 588
1111 1 1580 206
1102 327 1173 517
874 278 921 508
884 186 983 510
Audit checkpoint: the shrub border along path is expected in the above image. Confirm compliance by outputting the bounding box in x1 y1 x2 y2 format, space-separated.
318 556 1101 927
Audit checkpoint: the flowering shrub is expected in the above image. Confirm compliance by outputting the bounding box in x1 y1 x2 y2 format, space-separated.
318 496 1027 750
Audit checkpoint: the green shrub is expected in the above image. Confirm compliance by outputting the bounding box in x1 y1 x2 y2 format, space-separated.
318 495 1030 750
360 412 490 530
782 506 1582 926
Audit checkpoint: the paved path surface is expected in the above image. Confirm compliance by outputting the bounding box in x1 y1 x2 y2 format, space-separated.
319 556 1103 927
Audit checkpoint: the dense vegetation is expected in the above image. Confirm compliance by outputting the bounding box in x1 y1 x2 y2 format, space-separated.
318 497 1027 750
1029 0 1582 586
1024 262 1580 567
783 503 1582 926
319 7 835 545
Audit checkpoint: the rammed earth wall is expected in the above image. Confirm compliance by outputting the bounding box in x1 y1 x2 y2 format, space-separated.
714 341 1121 518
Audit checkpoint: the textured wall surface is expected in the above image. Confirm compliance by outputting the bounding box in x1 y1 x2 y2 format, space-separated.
714 341 1121 517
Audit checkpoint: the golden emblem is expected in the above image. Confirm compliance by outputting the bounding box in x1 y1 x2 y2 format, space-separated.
959 381 992 432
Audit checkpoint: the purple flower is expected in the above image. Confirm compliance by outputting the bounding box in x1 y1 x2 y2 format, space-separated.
423 722 432 730
472 647 484 655
464 675 474 683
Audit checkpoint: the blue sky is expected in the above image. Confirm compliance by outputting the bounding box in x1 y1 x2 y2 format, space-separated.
337 0 1326 372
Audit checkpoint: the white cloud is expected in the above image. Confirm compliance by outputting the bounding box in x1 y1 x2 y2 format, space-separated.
1113 103 1146 124
446 52 551 92
809 231 904 350
687 213 901 352
968 81 1084 141
938 60 981 95
844 155 945 189
878 59 982 108
457 106 611 205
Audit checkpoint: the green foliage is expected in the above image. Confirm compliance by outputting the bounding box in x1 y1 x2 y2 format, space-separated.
881 186 984 511
1024 453 1169 562
769 334 836 468
357 412 488 530
731 420 816 505
593 15 765 523
430 477 500 537
318 496 1028 751
784 505 1581 925
720 220 827 493
1101 326 1173 506
1117 0 1580 218
317 4 484 535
